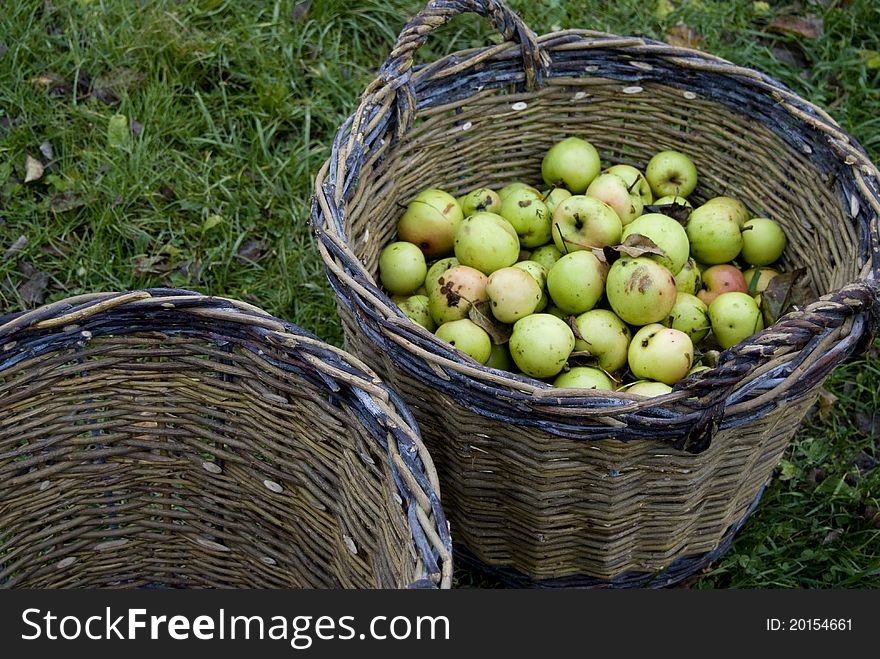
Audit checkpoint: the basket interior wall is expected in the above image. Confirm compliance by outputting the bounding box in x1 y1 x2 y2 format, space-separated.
347 77 863 298
0 336 418 589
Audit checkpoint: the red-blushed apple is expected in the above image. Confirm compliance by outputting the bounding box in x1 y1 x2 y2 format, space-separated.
605 257 677 325
628 323 694 385
513 260 549 312
698 264 748 305
424 257 459 292
427 264 488 325
541 137 601 193
509 313 575 378
397 188 464 258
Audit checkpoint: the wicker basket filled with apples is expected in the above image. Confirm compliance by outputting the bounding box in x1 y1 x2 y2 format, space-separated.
313 0 880 588
380 138 793 396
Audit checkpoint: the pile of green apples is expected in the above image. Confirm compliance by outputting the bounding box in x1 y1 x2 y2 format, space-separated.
378 136 788 396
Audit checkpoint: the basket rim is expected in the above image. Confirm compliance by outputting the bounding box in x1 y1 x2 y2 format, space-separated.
311 11 880 453
0 287 454 589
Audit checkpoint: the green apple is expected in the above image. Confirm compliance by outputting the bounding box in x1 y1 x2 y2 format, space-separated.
740 217 786 265
498 182 542 202
396 294 436 332
459 187 502 216
541 137 601 193
622 380 672 397
396 188 464 258
378 241 427 295
645 150 698 198
698 196 750 227
686 203 744 264
546 250 608 315
509 313 575 378
530 244 564 271
697 264 747 305
435 319 492 364
542 187 573 216
485 342 514 371
425 256 460 292
674 257 702 295
499 187 552 248
620 212 690 274
545 304 568 321
573 308 631 372
427 264 488 325
586 173 643 225
553 366 614 390
605 257 677 325
486 266 543 323
551 195 622 252
513 260 549 312
666 292 710 343
708 291 764 349
743 266 780 294
628 323 694 386
453 211 520 275
604 164 653 205
654 195 693 208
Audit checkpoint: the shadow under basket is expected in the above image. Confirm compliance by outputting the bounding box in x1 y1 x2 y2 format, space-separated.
312 0 880 587
0 289 452 589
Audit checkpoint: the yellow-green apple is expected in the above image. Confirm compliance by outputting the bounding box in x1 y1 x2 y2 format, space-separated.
743 266 780 294
486 266 543 323
546 250 608 315
623 381 672 397
740 217 787 265
498 182 542 202
435 319 492 364
708 291 764 349
654 195 693 208
397 188 464 258
573 308 631 372
459 187 502 216
674 257 702 295
686 202 744 264
513 260 549 312
379 241 427 295
499 187 552 248
620 212 690 274
453 212 520 274
551 195 622 252
605 257 677 325
425 256 460 292
530 244 564 271
666 292 710 343
541 137 601 193
509 313 575 378
485 342 514 371
586 173 644 225
396 294 436 332
628 323 694 385
645 150 698 198
542 187 573 216
604 164 653 206
553 366 614 390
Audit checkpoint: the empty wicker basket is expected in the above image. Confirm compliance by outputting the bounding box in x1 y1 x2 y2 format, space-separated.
0 289 452 589
313 0 880 586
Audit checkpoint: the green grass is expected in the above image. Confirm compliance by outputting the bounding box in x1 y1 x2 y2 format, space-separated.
1 0 878 587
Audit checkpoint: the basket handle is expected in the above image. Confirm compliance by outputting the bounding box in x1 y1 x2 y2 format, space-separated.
361 0 550 139
677 277 880 453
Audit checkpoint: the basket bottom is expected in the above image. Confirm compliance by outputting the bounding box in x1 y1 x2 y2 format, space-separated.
454 482 767 589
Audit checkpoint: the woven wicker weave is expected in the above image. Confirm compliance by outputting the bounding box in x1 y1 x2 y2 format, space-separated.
0 289 452 589
312 0 880 587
